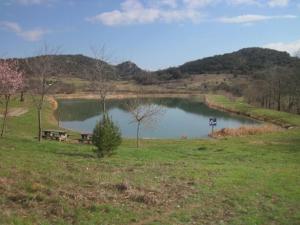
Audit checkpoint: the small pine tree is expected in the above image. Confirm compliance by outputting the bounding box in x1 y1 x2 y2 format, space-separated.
92 114 122 158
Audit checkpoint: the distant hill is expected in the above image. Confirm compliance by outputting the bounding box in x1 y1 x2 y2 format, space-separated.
11 54 145 80
156 48 300 80
4 47 300 82
116 61 144 78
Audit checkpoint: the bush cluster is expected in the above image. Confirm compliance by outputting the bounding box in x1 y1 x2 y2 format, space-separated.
92 114 122 157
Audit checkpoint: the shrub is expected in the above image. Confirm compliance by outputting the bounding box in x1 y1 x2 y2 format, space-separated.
92 115 122 157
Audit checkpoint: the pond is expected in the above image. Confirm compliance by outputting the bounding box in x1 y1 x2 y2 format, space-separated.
56 98 259 139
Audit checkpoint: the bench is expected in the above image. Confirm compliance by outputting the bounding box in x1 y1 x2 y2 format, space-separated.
79 133 92 144
42 130 68 142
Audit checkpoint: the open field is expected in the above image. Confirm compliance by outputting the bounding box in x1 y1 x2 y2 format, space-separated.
0 95 299 225
57 74 248 96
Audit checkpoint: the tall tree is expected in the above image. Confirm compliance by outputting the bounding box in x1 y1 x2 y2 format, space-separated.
90 45 116 114
0 60 23 137
25 44 60 141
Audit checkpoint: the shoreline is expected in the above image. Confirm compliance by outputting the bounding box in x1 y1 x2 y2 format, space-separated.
50 92 276 127
53 92 204 100
49 92 298 140
204 95 295 129
51 92 276 139
48 92 205 138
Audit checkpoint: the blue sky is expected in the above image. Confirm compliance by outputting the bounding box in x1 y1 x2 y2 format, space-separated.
0 0 299 70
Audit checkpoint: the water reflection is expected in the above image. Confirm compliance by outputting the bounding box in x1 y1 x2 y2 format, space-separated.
56 98 258 138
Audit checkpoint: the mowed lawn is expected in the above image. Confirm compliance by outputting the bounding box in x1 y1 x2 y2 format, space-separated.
0 95 299 225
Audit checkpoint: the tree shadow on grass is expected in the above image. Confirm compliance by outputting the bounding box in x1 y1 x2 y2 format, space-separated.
54 151 96 158
196 147 207 151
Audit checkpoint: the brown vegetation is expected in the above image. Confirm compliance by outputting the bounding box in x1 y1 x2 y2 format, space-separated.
210 124 281 138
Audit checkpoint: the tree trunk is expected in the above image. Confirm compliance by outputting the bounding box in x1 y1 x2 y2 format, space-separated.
297 97 300 114
57 108 60 127
1 95 10 137
136 122 140 148
277 79 281 111
37 108 42 142
261 97 264 107
102 97 106 114
20 91 24 102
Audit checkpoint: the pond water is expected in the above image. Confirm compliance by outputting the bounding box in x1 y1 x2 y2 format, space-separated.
56 98 259 139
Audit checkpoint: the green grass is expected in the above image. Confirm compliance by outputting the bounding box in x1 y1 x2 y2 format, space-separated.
0 95 299 225
206 95 300 127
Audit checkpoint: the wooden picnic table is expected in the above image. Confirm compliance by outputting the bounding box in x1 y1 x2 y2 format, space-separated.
42 130 68 142
79 133 92 144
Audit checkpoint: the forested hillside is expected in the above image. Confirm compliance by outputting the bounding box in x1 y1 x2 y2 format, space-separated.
9 55 145 80
5 47 299 81
154 48 299 79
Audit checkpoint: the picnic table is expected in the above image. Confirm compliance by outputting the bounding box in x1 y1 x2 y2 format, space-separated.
42 130 68 142
79 133 92 144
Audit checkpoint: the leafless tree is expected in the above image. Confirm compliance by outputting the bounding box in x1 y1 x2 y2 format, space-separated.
25 44 60 141
245 65 300 114
126 92 165 148
90 45 116 114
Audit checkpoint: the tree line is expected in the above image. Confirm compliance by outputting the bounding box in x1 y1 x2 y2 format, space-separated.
244 66 300 114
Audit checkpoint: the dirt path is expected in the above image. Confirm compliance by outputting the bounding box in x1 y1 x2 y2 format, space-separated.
0 108 28 117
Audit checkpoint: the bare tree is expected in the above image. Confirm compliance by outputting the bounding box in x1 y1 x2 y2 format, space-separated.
90 45 116 114
126 92 165 148
25 44 60 141
245 65 300 114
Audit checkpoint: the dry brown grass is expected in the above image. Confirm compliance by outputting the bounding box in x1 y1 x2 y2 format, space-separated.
211 124 281 138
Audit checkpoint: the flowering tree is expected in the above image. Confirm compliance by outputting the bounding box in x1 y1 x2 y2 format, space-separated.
0 60 23 137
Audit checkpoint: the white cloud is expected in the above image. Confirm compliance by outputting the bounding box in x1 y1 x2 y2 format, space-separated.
0 21 49 41
218 14 296 24
5 0 55 5
264 39 300 57
160 0 178 8
87 0 203 26
183 0 218 8
268 0 289 7
0 21 22 33
227 0 259 5
19 29 48 41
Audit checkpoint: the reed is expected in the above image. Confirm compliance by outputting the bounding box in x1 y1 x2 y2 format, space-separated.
211 124 281 138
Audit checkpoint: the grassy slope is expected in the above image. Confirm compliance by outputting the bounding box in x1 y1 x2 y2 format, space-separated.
0 95 299 225
205 95 300 127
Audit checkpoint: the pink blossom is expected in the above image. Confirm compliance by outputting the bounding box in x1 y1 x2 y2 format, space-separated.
0 60 24 96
